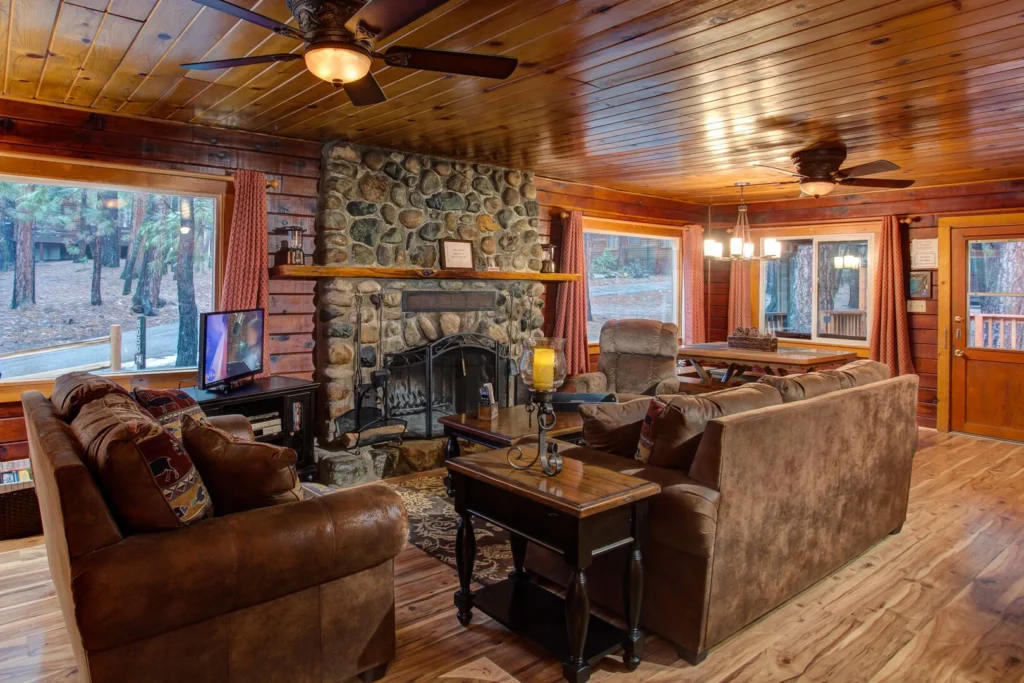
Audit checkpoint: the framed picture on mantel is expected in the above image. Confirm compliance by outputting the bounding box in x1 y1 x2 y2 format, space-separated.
440 239 474 270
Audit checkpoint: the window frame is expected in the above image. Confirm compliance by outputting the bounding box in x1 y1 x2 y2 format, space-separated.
0 153 232 387
582 218 684 346
758 231 875 348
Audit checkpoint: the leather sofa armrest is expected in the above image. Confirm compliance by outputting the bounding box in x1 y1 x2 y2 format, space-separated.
206 414 254 441
570 372 608 394
70 484 409 652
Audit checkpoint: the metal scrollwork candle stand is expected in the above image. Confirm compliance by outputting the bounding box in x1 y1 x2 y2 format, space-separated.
507 338 567 477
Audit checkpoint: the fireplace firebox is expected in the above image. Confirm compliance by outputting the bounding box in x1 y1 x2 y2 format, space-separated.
385 333 510 439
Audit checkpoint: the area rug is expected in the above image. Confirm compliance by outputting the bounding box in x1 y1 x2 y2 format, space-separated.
383 474 513 585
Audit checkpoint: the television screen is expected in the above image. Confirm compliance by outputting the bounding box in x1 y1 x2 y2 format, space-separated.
200 309 265 389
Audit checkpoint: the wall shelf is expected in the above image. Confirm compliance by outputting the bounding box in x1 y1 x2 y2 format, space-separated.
269 265 580 282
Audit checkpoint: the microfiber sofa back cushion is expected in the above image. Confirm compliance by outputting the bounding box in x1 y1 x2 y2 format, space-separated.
833 359 891 388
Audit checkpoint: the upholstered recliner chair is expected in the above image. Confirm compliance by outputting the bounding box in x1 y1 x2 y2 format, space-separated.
570 319 680 397
23 390 408 683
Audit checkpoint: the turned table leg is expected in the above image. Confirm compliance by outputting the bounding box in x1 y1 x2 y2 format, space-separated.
454 509 476 626
623 501 648 671
564 568 592 683
509 533 529 581
443 429 461 496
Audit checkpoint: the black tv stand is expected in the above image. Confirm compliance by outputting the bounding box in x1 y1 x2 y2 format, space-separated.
204 376 256 393
185 376 319 481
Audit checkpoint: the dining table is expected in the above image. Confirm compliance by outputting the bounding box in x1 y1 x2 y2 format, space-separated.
677 342 859 385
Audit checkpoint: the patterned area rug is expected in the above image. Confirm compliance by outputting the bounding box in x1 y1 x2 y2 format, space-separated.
383 474 513 585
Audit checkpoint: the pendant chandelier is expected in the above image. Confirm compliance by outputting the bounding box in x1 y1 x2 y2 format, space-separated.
704 182 782 261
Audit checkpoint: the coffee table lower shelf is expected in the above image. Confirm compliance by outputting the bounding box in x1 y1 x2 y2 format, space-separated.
473 577 624 668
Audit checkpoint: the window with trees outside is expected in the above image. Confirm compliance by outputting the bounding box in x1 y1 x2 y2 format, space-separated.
761 234 873 344
0 179 217 381
583 225 681 343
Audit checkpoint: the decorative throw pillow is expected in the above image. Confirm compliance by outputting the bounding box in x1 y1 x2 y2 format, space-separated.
51 371 131 421
181 414 301 515
578 398 652 458
635 397 671 463
134 388 210 441
71 394 213 532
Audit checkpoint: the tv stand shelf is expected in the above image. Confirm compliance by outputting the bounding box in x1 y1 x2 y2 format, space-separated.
185 376 319 481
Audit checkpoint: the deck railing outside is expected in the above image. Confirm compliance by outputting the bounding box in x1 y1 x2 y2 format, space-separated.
819 309 867 339
970 313 1024 350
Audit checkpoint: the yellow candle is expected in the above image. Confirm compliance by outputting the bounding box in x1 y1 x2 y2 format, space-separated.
533 347 555 391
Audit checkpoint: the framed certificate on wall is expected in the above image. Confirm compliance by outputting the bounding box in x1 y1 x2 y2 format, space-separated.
440 239 475 270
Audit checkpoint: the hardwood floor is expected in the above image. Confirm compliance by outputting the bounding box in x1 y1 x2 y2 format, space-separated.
1 430 1022 682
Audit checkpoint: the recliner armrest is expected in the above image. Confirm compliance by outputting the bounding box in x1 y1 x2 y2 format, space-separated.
70 484 409 652
206 413 254 441
570 372 608 394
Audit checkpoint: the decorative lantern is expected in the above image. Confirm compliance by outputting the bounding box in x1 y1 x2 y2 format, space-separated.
508 337 568 476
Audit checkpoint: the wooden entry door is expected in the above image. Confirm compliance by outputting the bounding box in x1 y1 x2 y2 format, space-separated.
951 225 1024 440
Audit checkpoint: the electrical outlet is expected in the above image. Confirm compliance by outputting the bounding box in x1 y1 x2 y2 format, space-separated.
906 300 927 313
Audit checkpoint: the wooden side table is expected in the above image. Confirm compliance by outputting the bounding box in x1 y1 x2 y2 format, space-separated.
447 449 660 683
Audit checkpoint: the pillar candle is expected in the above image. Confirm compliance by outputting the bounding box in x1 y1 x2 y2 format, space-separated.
533 348 555 391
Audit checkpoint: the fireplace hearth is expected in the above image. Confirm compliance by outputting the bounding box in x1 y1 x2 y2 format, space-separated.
385 333 510 438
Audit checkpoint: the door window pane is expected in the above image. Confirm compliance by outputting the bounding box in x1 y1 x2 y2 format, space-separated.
584 231 679 343
763 239 812 339
967 239 1024 350
0 182 216 380
817 240 869 340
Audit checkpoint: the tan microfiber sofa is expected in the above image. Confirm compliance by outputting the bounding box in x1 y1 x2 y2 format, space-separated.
527 366 919 664
23 390 408 683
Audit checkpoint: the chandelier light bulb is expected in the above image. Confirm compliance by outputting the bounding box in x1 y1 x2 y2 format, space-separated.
844 254 861 269
834 256 844 269
742 242 754 258
730 237 743 256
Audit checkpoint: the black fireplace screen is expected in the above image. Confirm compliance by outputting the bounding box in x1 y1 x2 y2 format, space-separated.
385 333 510 439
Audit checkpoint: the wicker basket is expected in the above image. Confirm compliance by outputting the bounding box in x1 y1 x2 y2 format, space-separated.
0 483 43 540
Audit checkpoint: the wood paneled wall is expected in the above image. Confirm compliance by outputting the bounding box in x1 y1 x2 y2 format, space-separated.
711 180 1024 429
0 99 321 381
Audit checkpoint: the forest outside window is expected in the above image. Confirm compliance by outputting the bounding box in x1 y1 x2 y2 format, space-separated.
583 226 681 343
0 179 217 380
761 234 872 344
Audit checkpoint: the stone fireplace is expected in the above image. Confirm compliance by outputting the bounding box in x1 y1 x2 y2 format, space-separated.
315 141 549 442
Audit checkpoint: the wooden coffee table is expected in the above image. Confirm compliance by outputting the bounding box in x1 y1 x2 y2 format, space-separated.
447 448 660 683
439 405 585 494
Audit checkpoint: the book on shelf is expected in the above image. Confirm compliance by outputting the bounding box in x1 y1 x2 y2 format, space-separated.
251 418 283 431
254 426 283 438
247 412 280 424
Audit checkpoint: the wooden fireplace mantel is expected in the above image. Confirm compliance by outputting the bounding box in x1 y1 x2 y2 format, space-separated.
269 265 580 282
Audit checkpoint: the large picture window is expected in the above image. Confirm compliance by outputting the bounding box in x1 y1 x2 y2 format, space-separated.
0 179 217 380
761 233 872 344
583 224 681 343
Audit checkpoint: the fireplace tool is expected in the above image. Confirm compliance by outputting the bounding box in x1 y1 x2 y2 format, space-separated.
507 338 568 476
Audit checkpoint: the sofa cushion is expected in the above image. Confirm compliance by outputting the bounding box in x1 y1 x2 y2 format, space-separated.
70 394 213 532
579 397 651 458
560 446 720 558
133 388 210 441
643 383 783 470
182 415 301 514
832 359 891 388
50 371 131 421
758 371 844 403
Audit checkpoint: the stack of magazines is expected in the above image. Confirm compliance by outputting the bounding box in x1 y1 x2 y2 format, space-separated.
248 412 283 438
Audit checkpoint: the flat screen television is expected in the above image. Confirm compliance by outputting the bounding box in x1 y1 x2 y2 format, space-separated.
199 308 265 390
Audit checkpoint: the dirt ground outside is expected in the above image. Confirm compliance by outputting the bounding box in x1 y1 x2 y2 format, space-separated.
586 274 678 341
0 260 214 356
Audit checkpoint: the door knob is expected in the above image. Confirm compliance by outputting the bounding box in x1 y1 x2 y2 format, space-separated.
954 349 965 357
954 315 964 323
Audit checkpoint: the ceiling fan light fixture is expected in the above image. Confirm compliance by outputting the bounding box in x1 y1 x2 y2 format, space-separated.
799 179 836 197
304 42 372 84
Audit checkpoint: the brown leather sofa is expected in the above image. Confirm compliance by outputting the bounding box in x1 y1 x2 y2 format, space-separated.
527 371 919 664
23 390 408 683
569 319 680 397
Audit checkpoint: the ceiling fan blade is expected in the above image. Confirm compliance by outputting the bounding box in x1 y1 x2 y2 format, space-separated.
838 177 915 189
754 163 803 178
836 159 900 178
746 180 801 187
189 0 305 40
381 47 518 79
182 54 303 71
346 0 448 41
343 73 387 106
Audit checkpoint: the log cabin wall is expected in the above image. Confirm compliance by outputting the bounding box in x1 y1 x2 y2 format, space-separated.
535 179 708 370
0 99 321 381
711 179 1024 428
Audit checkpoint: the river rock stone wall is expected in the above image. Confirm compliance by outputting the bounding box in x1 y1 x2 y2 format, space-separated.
315 142 549 443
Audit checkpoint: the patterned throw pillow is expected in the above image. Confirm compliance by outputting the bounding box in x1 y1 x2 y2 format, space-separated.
181 414 301 514
134 388 210 441
635 397 671 463
71 394 213 532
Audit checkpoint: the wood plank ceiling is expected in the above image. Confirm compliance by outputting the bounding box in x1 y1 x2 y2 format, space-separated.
4 0 1024 202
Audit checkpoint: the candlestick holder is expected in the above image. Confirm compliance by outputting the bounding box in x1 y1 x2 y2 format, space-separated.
507 338 567 477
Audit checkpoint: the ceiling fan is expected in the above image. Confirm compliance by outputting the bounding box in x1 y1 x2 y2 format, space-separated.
754 147 915 198
180 0 519 106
